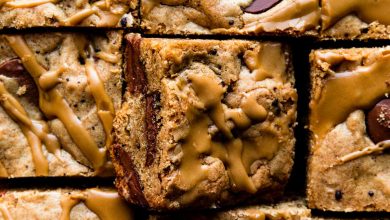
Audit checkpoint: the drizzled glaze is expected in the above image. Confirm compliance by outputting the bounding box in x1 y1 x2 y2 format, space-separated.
339 140 390 164
178 71 272 203
60 0 123 27
310 51 390 144
60 189 133 220
5 35 107 172
3 0 56 8
76 37 115 153
0 80 63 176
244 43 286 82
243 0 320 33
322 0 390 30
61 8 97 26
0 204 12 220
85 55 115 151
0 162 7 177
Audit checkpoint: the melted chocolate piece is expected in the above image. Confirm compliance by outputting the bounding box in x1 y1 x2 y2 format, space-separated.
244 0 282 14
125 35 147 95
0 59 38 106
145 92 160 167
367 99 390 143
113 144 148 207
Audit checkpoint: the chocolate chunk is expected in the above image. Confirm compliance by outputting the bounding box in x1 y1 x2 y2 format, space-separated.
113 144 148 207
0 59 38 106
367 99 390 143
368 191 375 197
244 0 282 14
145 92 161 167
120 17 127 27
335 190 343 201
125 35 147 95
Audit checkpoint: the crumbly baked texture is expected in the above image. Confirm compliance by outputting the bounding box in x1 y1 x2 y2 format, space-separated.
320 0 390 40
149 197 311 220
112 34 298 210
141 0 320 36
0 0 137 29
0 31 123 177
307 48 390 211
0 188 134 220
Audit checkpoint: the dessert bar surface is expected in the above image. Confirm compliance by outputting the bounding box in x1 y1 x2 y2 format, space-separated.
141 0 320 36
0 188 133 220
307 47 390 211
321 0 390 39
0 0 137 29
0 31 123 177
111 34 298 210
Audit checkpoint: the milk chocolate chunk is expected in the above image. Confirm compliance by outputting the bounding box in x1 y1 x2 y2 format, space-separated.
0 59 38 105
244 0 282 14
367 99 390 143
125 35 146 95
145 92 160 167
112 144 148 207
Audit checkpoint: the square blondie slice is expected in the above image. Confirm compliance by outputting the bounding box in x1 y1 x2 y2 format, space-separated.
0 188 133 219
0 31 123 177
111 34 298 210
307 48 390 211
0 0 137 29
141 0 320 36
321 0 390 40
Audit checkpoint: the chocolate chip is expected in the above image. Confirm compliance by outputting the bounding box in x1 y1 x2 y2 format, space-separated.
0 59 39 106
335 190 343 201
368 191 374 197
366 99 390 143
209 49 218 55
145 92 161 167
244 0 282 14
228 20 234 25
120 17 127 27
272 99 281 116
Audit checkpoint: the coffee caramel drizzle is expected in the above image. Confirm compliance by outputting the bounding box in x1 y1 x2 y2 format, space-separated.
310 51 390 145
59 0 123 27
178 71 273 203
60 189 133 220
0 81 61 176
0 0 125 27
74 36 116 156
84 48 115 151
244 43 286 82
5 35 107 172
322 0 390 30
3 0 56 8
242 0 320 33
0 162 7 177
338 140 390 164
0 204 12 220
